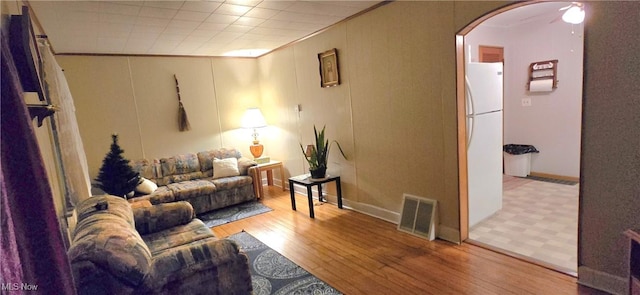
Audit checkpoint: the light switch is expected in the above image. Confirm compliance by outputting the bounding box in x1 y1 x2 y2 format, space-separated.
522 98 532 107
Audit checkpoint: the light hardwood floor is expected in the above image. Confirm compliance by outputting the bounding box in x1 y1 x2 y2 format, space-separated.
212 186 606 295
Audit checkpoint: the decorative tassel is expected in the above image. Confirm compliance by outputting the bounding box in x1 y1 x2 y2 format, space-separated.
174 74 191 131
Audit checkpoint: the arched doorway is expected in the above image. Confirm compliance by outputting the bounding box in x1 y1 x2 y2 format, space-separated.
457 1 584 275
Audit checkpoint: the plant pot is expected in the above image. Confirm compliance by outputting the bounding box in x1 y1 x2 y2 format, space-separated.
309 167 327 179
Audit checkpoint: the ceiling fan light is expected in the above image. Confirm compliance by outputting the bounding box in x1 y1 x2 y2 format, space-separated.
562 6 585 24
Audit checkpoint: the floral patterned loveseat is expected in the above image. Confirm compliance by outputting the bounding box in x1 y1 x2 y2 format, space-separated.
68 195 252 295
128 148 260 215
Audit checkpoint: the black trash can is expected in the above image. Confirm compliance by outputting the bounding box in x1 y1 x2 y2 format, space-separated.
503 144 539 177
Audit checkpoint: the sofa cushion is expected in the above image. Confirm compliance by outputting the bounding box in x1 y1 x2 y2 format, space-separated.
130 158 160 183
133 202 195 235
209 176 253 191
142 219 216 255
159 153 202 185
212 157 240 179
167 180 217 201
197 148 242 177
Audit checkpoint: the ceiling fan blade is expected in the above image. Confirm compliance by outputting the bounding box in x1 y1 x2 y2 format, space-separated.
559 5 572 11
549 14 563 24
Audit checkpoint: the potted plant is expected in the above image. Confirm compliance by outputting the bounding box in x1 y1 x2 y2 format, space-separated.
300 125 347 179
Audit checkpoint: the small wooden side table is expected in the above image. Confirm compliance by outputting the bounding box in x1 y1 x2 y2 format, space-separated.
256 160 285 198
288 174 342 218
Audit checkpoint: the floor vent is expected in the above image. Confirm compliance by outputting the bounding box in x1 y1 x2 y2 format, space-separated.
398 194 438 241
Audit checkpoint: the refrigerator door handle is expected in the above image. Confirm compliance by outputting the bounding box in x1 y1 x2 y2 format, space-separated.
465 75 475 150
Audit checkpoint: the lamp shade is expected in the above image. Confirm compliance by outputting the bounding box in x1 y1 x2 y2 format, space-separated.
562 6 585 24
241 108 267 128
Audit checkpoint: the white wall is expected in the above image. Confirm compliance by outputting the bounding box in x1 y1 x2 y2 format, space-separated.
466 18 584 178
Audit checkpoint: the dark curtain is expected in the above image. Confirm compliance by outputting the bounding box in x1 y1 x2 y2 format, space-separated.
0 33 75 294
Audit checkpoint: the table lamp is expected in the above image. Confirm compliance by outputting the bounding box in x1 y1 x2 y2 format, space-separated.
241 108 267 158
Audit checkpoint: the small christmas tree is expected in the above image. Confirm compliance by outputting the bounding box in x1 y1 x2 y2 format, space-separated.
95 134 140 198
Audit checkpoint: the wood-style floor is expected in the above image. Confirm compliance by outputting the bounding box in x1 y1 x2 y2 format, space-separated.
212 186 606 295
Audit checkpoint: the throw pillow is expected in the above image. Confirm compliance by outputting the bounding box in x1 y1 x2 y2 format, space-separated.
212 157 239 179
135 177 158 194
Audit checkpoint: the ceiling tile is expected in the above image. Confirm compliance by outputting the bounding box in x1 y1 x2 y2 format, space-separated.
224 25 253 33
139 6 178 19
167 19 201 30
106 1 144 7
155 33 187 43
143 1 184 10
135 17 171 27
234 16 267 27
256 1 295 11
99 23 133 37
180 1 223 13
131 25 166 34
244 7 280 19
97 37 127 52
99 13 137 25
161 27 194 36
99 2 141 16
198 22 229 31
225 0 261 7
214 3 252 16
190 29 222 38
173 10 211 22
205 14 240 24
30 0 385 57
259 19 291 30
212 31 243 41
128 31 161 41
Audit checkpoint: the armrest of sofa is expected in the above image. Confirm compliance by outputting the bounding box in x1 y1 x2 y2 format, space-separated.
133 201 195 235
237 157 257 175
144 238 252 294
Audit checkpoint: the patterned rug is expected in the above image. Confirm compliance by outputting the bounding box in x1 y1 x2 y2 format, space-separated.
227 231 342 295
198 201 272 227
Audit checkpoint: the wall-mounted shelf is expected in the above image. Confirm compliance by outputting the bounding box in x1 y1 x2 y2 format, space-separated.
527 59 558 90
27 104 57 127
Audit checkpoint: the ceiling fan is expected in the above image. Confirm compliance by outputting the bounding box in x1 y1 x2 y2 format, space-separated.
550 2 585 24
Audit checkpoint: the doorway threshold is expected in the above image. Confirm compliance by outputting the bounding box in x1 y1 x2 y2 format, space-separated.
465 239 577 277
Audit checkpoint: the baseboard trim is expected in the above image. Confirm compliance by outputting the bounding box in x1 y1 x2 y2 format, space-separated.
529 172 579 182
438 226 461 244
342 199 400 224
577 266 628 295
287 181 460 244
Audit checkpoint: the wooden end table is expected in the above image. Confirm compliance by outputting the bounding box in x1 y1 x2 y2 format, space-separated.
256 160 285 198
288 174 342 218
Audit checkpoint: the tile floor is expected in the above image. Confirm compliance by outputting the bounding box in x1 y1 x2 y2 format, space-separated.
469 175 578 273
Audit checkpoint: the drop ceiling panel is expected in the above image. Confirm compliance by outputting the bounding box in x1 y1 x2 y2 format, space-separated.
29 0 383 57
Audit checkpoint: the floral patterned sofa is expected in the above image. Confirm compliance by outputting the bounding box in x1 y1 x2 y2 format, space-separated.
128 148 260 215
68 195 252 295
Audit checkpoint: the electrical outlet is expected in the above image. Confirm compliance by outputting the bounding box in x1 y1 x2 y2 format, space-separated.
522 98 532 107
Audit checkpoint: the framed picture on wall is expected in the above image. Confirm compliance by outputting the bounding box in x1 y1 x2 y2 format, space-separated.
318 48 339 88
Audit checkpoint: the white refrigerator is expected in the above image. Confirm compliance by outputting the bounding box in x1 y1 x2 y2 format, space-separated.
466 62 504 228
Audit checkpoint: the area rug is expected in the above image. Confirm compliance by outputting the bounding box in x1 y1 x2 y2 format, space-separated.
227 231 342 295
198 201 272 227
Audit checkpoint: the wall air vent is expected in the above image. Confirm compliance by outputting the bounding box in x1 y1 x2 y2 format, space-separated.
398 194 438 241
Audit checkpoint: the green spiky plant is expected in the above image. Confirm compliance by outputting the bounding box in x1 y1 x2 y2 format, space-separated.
300 125 347 179
95 134 141 198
